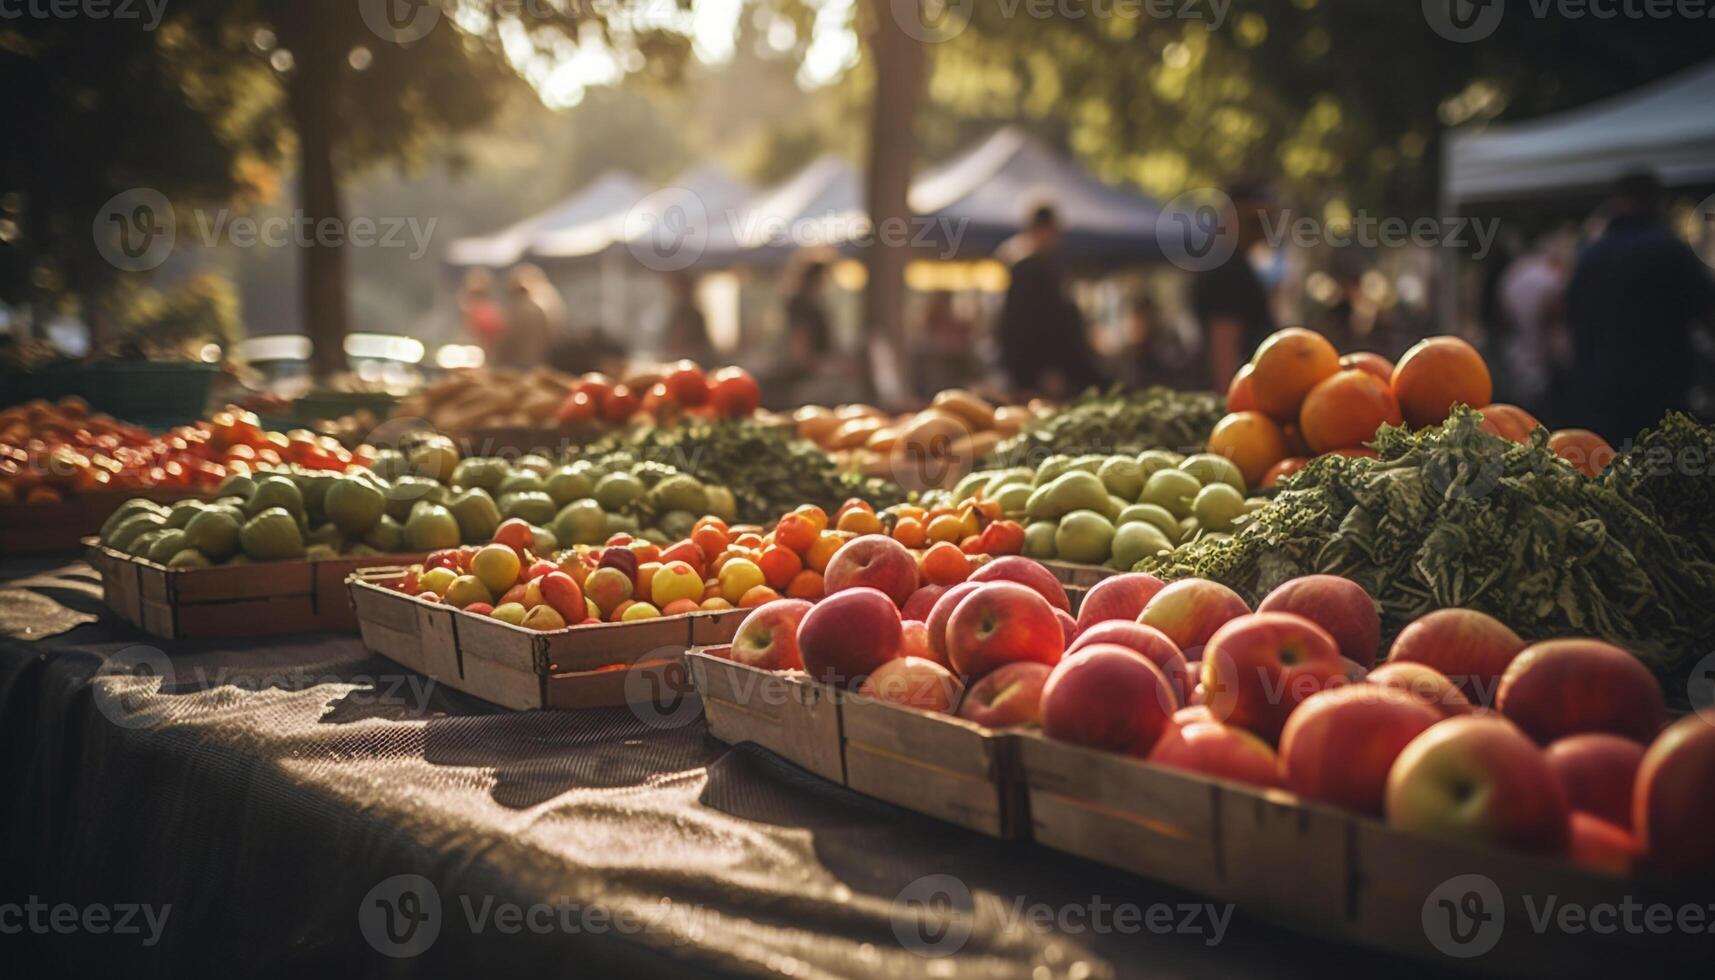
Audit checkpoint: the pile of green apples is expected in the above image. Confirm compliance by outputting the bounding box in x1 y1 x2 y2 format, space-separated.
98 434 739 568
942 450 1270 570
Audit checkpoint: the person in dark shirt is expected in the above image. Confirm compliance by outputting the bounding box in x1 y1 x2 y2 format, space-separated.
785 260 833 372
996 204 1101 397
660 270 714 365
1566 173 1715 441
1191 182 1278 390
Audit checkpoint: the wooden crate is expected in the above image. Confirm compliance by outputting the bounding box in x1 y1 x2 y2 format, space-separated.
350 570 745 711
1035 559 1116 590
1 488 203 557
686 648 845 784
87 539 416 639
1017 731 1707 975
841 694 1027 838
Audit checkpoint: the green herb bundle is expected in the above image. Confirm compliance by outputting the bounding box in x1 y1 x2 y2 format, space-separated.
1138 409 1715 693
985 387 1226 465
580 419 906 524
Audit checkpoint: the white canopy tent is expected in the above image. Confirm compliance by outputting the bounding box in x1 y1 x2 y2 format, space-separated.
444 170 648 268
1443 60 1715 207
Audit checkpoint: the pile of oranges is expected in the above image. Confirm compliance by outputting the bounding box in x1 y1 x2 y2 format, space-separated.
1209 329 1617 487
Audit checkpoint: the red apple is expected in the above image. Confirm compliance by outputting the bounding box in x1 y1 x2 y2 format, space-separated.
1567 812 1638 876
967 555 1071 612
1054 609 1078 649
924 581 983 665
946 582 1064 679
1148 719 1281 789
730 598 814 672
901 584 948 623
796 587 902 688
537 571 586 625
1633 713 1715 877
1367 662 1471 717
956 661 1052 728
857 657 964 712
1256 575 1380 667
1173 704 1216 726
899 619 939 666
1040 644 1176 756
1386 608 1525 706
1075 572 1166 631
1200 612 1344 742
1385 715 1570 855
824 534 919 607
1496 639 1665 744
1545 733 1645 830
1279 684 1444 815
1137 579 1251 659
1069 620 1192 706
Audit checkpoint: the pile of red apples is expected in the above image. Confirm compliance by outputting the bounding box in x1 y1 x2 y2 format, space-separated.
727 535 1714 879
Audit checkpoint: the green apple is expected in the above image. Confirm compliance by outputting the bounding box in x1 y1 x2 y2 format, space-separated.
403 502 460 552
245 476 304 518
499 491 557 527
324 475 386 534
553 499 608 546
1141 469 1202 518
183 508 241 561
1022 521 1058 559
1192 483 1247 532
1111 521 1175 569
363 515 405 553
1055 510 1116 565
544 466 593 507
447 488 502 543
240 507 306 561
1181 453 1247 493
593 472 645 511
1097 457 1146 502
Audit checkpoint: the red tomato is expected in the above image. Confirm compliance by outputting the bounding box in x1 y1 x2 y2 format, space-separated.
556 390 597 426
707 366 761 418
662 360 708 407
599 384 640 424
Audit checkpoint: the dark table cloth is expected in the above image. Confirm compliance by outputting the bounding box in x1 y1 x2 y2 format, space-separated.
1 557 1426 979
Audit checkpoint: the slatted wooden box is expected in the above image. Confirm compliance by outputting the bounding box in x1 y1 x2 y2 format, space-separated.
685 647 845 784
1016 731 1706 975
350 569 745 711
87 539 414 639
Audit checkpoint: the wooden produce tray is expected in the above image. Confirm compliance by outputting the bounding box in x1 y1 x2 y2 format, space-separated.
350 570 747 711
1033 559 1116 590
2 489 204 557
86 539 419 639
1016 731 1707 975
686 647 845 784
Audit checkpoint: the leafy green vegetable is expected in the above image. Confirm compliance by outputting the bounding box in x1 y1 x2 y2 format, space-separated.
579 419 905 523
1600 411 1715 563
1139 409 1715 696
984 386 1225 466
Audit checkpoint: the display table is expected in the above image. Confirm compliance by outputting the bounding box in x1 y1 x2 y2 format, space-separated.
2 558 1411 979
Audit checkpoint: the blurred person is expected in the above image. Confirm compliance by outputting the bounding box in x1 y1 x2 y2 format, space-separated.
1192 182 1279 390
996 203 1101 397
494 264 566 369
784 259 833 372
1116 293 1176 390
1565 173 1715 440
659 270 714 365
913 290 980 398
1497 229 1574 418
458 269 506 357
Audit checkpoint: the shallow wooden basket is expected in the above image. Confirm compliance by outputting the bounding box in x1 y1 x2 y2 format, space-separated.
350 569 747 711
686 647 845 784
2 489 204 557
1017 731 1708 975
86 538 415 639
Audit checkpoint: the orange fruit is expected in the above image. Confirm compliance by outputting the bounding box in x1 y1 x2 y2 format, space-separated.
922 541 972 586
1226 363 1259 413
892 516 926 549
1298 369 1404 455
1248 328 1340 420
1548 429 1615 477
1476 403 1541 444
926 513 965 544
691 524 730 559
836 508 883 535
793 504 829 532
1262 457 1310 489
738 585 782 609
773 513 818 554
805 531 848 573
757 545 803 590
1391 336 1492 429
1205 411 1290 490
1339 351 1395 383
785 569 825 600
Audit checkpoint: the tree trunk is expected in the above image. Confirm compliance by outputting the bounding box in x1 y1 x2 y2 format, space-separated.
278 4 348 383
861 0 927 407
